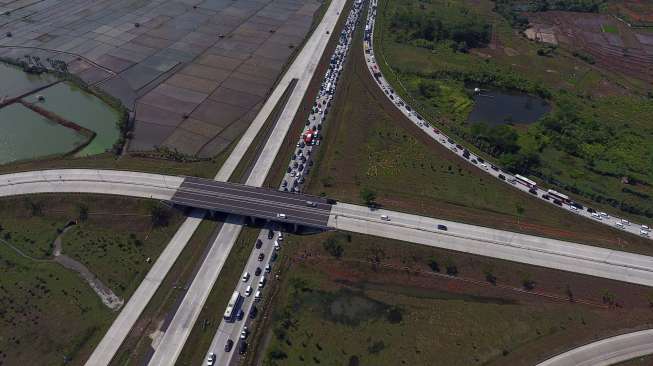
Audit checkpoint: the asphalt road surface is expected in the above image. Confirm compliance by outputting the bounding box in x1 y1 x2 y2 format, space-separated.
172 176 331 228
362 0 651 239
203 2 364 365
330 203 653 287
147 0 349 364
536 329 653 366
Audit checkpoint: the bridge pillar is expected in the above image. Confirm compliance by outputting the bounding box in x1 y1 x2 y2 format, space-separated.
293 223 299 233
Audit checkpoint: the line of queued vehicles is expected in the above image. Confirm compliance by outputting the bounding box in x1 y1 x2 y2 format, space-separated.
282 0 363 195
207 3 366 364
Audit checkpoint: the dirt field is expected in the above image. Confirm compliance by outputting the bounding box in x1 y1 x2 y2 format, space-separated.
527 10 653 84
257 232 653 366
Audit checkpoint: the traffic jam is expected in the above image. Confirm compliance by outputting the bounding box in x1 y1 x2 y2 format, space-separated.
281 0 364 194
362 0 651 238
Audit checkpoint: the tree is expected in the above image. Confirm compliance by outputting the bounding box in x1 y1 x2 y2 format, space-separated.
360 187 377 206
149 204 170 228
522 276 536 290
78 203 89 222
485 270 497 285
323 237 344 258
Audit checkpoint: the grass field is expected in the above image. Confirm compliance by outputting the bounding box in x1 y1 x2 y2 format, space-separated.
307 12 653 255
260 232 653 366
0 194 183 365
374 0 653 223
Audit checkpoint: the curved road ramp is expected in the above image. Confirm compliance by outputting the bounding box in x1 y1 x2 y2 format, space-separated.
537 329 653 366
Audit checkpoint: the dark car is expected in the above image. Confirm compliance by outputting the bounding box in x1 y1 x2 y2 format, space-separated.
239 341 248 355
587 207 596 213
490 165 498 171
455 144 463 150
437 224 448 231
286 166 291 173
271 252 278 262
268 230 274 240
249 306 258 319
255 239 263 249
528 188 538 195
447 138 454 144
477 157 485 163
553 199 563 206
258 253 265 262
498 174 506 181
254 267 262 276
542 194 550 200
225 339 234 352
236 309 244 321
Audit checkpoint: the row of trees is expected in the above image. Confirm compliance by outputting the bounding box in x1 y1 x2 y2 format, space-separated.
493 0 607 29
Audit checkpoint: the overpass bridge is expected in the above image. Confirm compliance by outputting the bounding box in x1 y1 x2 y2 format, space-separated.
171 176 332 229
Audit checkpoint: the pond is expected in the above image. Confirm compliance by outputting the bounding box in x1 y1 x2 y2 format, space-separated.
0 63 121 164
25 83 121 156
467 90 551 126
0 104 87 164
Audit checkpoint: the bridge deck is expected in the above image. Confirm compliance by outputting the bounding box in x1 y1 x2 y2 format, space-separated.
171 176 332 228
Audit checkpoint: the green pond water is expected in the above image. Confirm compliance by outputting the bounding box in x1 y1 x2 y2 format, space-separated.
0 63 58 97
0 104 87 164
25 83 121 156
0 63 121 164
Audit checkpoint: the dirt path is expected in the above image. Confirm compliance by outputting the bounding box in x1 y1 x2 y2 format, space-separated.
53 225 124 310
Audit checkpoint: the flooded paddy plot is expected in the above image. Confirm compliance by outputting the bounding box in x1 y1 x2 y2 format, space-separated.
0 0 322 158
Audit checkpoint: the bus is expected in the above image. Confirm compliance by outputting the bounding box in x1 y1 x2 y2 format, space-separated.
515 174 537 188
547 189 569 203
224 291 241 321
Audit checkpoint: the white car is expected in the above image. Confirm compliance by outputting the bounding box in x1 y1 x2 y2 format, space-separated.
599 212 609 218
643 225 650 231
254 290 262 301
591 213 601 220
240 326 248 340
277 213 287 219
242 272 250 282
274 241 280 251
245 285 252 297
641 230 650 237
380 215 390 221
265 263 271 273
207 352 216 365
277 233 284 241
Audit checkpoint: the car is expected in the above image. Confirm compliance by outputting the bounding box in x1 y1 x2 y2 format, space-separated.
290 170 296 177
236 309 244 321
480 163 488 169
239 341 248 355
242 272 250 282
255 239 263 249
599 212 609 218
265 263 272 273
553 199 562 206
471 159 478 164
490 165 498 171
277 213 287 219
277 232 284 241
498 174 506 181
282 180 288 187
254 290 262 301
587 207 596 213
254 267 262 276
306 200 317 207
437 224 448 231
259 277 266 288
274 241 280 251
249 306 258 319
224 340 234 352
245 285 252 297
380 215 390 221
258 253 265 261
268 229 274 240
616 222 624 229
622 219 630 226
591 212 601 220
542 194 550 200
271 252 278 262
292 161 298 168
286 166 291 173
207 352 216 365
528 188 538 195
569 205 578 211
641 230 650 237
240 326 248 340
643 225 650 231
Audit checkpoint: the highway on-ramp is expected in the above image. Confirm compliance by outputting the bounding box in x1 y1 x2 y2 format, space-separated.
536 329 653 366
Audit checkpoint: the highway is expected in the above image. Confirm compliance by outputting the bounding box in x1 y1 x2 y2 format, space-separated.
147 0 350 364
537 329 653 366
172 177 331 228
330 203 653 287
362 0 652 239
203 1 365 365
